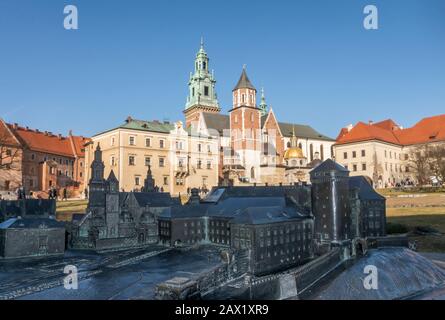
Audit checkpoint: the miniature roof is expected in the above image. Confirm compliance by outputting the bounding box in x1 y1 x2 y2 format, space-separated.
0 217 64 229
131 192 175 208
231 206 308 225
349 176 386 201
310 159 349 174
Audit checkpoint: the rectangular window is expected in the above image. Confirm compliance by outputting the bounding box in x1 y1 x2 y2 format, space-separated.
362 163 367 171
207 145 211 153
159 157 165 167
352 151 357 158
163 176 168 185
135 177 140 186
110 156 115 166
145 157 151 166
159 139 165 149
129 156 135 166
111 137 115 146
361 150 366 157
343 152 348 159
207 160 212 169
198 144 202 152
204 86 209 96
197 160 202 169
145 138 151 147
353 164 357 172
129 136 135 146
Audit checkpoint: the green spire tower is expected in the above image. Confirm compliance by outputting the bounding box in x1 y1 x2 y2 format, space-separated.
184 38 221 128
259 87 268 116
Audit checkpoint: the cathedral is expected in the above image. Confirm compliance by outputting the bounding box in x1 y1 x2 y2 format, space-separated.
183 40 335 186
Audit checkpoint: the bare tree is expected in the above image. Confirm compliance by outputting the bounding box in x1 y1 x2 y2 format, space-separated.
408 145 431 186
429 145 445 183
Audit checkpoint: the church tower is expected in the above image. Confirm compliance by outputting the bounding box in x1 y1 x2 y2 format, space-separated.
184 39 220 128
259 88 268 116
229 66 262 183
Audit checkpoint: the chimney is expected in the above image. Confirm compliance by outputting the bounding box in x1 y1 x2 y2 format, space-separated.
44 131 48 136
188 188 201 205
13 123 18 130
126 116 133 123
58 134 62 140
69 130 73 136
25 126 29 131
369 120 374 125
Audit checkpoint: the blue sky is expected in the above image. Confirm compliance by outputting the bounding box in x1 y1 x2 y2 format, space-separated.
0 0 444 138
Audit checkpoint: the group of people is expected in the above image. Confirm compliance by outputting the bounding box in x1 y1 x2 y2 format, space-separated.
186 187 209 196
48 186 69 201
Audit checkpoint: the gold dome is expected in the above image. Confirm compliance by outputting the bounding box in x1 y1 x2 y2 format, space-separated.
284 147 305 160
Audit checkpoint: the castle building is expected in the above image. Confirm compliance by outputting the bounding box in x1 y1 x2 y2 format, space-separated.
334 115 445 187
71 145 177 251
184 41 336 186
84 119 219 195
0 119 89 195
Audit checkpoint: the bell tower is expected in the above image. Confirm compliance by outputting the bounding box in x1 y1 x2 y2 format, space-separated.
184 38 220 128
229 66 262 183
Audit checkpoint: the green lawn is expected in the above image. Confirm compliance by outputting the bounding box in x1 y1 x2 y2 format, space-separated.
56 200 88 221
387 206 445 252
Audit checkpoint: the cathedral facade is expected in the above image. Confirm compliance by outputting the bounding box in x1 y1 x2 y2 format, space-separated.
184 41 336 187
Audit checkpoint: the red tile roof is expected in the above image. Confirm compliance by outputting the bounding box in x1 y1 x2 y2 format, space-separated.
6 123 89 158
336 114 445 146
0 119 21 147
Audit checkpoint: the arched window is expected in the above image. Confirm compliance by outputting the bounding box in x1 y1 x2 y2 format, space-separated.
203 61 207 70
298 143 302 149
251 167 255 179
287 142 291 148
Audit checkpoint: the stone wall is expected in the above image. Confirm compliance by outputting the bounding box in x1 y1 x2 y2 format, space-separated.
1 227 65 259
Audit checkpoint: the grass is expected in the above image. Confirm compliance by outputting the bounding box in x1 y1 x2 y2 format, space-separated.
56 200 88 222
387 206 445 252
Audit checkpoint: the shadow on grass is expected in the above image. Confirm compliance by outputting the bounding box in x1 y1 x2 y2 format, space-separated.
388 215 445 253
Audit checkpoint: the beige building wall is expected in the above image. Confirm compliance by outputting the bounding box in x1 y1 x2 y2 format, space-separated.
334 141 412 188
84 123 219 196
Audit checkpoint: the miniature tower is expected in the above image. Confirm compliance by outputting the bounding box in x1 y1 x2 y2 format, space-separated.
184 38 220 128
143 165 155 193
310 159 351 247
105 170 120 238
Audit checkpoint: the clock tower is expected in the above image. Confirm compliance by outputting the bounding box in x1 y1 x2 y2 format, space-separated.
184 38 220 128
